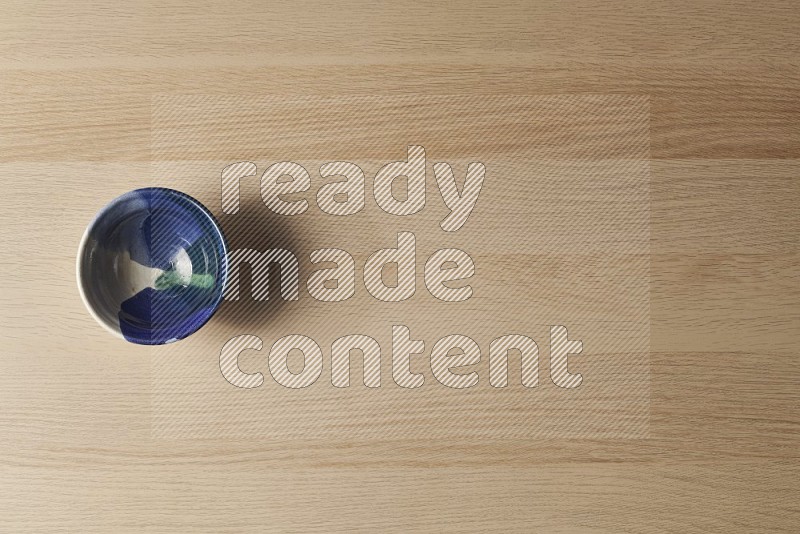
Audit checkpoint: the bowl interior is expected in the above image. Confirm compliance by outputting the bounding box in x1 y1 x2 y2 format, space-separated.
77 188 227 345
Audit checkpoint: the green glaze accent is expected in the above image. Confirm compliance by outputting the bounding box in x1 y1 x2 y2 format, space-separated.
154 271 215 290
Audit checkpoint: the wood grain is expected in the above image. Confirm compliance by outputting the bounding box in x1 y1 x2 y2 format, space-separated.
1 1 798 532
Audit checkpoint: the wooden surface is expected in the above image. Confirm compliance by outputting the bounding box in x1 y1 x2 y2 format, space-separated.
1 1 799 532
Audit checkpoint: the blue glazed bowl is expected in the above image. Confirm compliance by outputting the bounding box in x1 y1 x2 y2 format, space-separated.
77 188 228 345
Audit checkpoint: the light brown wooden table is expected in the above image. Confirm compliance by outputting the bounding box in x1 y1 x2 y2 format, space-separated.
1 1 798 532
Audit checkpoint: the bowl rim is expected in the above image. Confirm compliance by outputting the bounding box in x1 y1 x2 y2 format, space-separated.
76 187 228 345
